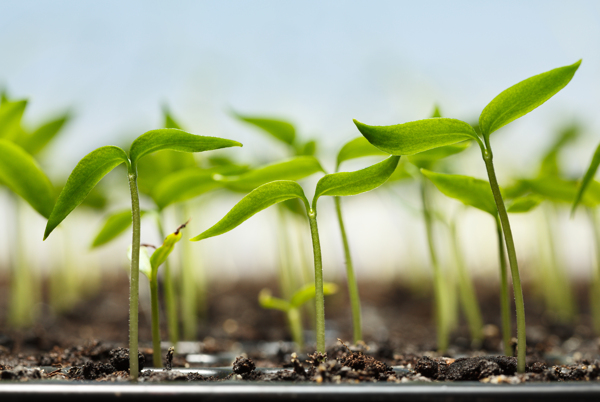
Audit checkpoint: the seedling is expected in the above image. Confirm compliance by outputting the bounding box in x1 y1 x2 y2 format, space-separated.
259 282 338 349
191 155 400 352
128 221 188 368
43 129 241 380
354 60 581 372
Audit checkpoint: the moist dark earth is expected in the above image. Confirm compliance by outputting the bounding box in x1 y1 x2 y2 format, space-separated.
1 277 600 383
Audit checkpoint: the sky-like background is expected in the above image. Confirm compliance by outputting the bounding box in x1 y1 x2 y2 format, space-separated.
1 0 600 280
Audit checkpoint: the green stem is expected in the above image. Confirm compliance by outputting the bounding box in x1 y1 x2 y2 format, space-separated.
307 208 325 353
334 196 362 343
495 217 512 356
420 180 449 353
149 274 162 368
450 218 484 346
156 217 180 346
287 307 304 350
127 164 141 381
481 146 526 373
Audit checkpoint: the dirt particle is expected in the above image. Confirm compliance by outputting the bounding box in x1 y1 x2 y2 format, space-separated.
109 347 145 372
232 356 255 375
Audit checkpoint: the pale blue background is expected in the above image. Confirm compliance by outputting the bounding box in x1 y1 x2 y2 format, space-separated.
1 0 599 176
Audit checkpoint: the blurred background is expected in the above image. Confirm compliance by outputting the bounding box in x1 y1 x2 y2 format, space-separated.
1 0 600 331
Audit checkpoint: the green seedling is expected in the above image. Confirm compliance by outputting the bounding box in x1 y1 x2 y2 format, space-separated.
43 129 241 381
191 155 400 352
259 282 338 349
355 60 581 372
128 221 187 368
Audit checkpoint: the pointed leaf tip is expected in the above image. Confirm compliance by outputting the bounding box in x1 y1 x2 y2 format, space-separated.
480 60 581 137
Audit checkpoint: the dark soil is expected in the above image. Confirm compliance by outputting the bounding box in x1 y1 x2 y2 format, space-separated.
1 277 600 383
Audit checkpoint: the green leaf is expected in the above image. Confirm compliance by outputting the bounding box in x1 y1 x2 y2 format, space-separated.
150 225 184 270
220 156 324 193
506 195 544 213
290 282 338 308
0 99 27 141
572 141 600 214
407 141 470 170
136 150 197 196
421 169 497 216
129 128 242 164
258 289 291 312
297 139 317 156
233 112 296 146
538 124 580 177
163 106 183 129
190 180 309 242
313 156 400 208
523 177 600 207
91 209 147 248
0 139 55 218
44 146 129 239
128 246 153 278
152 167 224 210
479 60 581 137
354 118 479 156
17 114 69 156
336 136 388 170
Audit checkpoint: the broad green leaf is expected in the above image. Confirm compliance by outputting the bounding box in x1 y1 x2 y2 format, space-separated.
336 136 388 169
233 112 296 146
290 282 338 308
152 167 225 210
136 149 197 196
17 114 69 156
44 146 129 239
572 141 600 214
507 195 544 213
407 141 470 170
421 169 497 216
128 246 152 278
129 129 242 164
91 209 147 248
479 60 581 137
0 139 55 218
0 99 27 141
220 156 324 193
313 156 400 208
258 289 291 312
190 180 309 241
150 225 184 270
354 118 479 156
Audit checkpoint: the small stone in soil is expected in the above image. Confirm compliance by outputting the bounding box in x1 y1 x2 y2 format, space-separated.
232 356 255 375
109 347 145 372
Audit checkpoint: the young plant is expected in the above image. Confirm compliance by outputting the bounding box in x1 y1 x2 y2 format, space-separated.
43 129 241 380
259 282 338 349
354 60 581 372
191 155 400 352
128 222 187 368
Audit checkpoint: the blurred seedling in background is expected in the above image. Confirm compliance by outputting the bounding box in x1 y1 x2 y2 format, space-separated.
191 155 399 352
259 282 338 349
355 60 581 372
128 221 188 368
43 128 241 381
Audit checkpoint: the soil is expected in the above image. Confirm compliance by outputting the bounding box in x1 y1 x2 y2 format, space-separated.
1 276 600 384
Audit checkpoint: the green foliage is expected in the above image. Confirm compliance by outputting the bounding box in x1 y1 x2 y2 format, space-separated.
353 118 479 155
259 282 338 312
420 169 497 216
220 156 324 193
129 129 242 164
336 136 388 169
313 156 400 209
572 141 600 214
190 180 309 242
479 60 581 138
506 195 544 213
538 124 580 177
0 139 55 218
407 141 470 170
0 99 27 141
44 146 129 239
233 112 296 146
150 223 185 270
16 114 70 156
91 209 148 248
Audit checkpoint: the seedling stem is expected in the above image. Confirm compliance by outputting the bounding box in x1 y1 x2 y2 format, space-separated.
308 209 325 352
127 166 141 381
